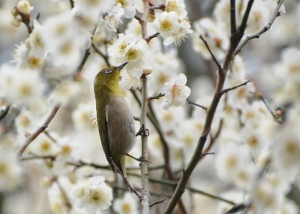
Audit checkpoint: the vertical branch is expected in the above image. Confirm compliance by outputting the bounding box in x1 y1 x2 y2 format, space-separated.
230 0 237 34
139 1 150 213
140 75 150 213
239 0 255 33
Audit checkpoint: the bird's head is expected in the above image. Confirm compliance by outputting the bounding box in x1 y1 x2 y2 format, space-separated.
94 62 128 93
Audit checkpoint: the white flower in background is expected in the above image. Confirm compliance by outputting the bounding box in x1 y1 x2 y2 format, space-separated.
72 0 115 30
42 12 91 71
166 0 186 15
192 18 229 60
16 0 33 15
246 1 270 35
125 19 142 38
49 80 80 103
163 73 191 110
15 108 38 134
264 0 286 13
215 142 251 181
28 134 59 156
251 180 283 214
157 105 186 131
113 192 139 214
72 104 95 130
98 3 124 33
154 10 192 46
27 20 46 56
72 176 113 213
0 65 45 105
116 0 137 18
0 152 23 191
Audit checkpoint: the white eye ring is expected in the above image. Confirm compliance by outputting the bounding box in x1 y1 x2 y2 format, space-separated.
104 68 113 74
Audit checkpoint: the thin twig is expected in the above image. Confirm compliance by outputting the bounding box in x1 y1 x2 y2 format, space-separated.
199 35 222 73
0 105 10 121
19 13 32 34
150 198 168 209
92 43 110 66
69 0 74 8
145 33 160 43
54 177 72 209
261 97 282 124
149 5 166 10
20 154 56 161
16 104 61 157
128 173 236 205
115 186 171 198
148 93 165 101
187 99 208 111
222 80 250 94
109 157 141 199
234 0 285 55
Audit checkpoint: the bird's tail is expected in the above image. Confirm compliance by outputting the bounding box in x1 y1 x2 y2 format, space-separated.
110 156 127 177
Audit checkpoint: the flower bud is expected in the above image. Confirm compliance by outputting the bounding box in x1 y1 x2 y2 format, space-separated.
16 0 33 15
10 17 21 27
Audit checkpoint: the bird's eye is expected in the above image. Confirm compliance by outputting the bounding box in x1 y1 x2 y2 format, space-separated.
104 68 113 74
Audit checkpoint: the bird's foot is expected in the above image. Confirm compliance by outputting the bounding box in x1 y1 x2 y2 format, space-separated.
126 153 150 163
135 124 149 136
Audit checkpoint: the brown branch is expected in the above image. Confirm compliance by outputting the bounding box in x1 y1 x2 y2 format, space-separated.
145 33 160 43
128 173 236 205
15 104 61 157
148 93 165 101
239 0 255 33
92 43 110 66
54 177 72 209
187 99 208 111
0 105 10 121
19 13 32 34
69 0 74 8
150 198 168 209
234 0 285 55
199 35 222 73
222 80 250 94
164 0 255 211
230 0 237 34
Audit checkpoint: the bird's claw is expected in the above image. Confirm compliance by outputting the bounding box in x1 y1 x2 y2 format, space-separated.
135 124 149 136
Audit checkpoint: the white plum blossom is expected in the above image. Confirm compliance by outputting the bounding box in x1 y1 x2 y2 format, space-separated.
192 18 229 60
113 192 139 214
98 3 124 33
0 152 23 191
0 65 45 105
108 33 152 85
72 176 113 213
154 10 192 46
116 0 137 18
166 0 186 15
16 0 33 15
163 73 191 110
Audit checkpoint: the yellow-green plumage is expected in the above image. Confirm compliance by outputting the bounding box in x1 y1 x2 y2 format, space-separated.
94 63 135 176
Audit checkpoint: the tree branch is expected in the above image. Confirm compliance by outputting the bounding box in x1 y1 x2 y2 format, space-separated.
187 99 208 111
234 0 285 55
16 104 61 157
222 80 250 94
230 0 237 34
199 35 222 73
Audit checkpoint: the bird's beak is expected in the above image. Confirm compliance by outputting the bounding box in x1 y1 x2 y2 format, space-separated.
116 62 128 70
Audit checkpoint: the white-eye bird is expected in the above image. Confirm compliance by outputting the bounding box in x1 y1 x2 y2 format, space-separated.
94 62 135 176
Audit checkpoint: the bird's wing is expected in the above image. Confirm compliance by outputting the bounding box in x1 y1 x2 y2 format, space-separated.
105 96 136 174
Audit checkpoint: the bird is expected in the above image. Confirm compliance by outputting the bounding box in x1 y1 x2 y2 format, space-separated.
94 62 135 177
